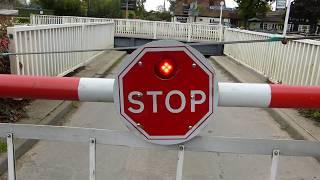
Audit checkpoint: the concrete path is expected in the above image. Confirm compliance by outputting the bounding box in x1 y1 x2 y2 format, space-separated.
2 58 320 180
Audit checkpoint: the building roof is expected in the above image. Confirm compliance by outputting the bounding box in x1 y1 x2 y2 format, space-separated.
248 17 262 22
248 11 285 23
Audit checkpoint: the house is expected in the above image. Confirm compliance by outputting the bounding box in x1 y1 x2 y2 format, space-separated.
248 11 285 33
173 0 239 26
248 10 320 35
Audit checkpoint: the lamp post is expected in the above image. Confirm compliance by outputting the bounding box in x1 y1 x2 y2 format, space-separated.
219 1 224 41
283 0 293 37
219 1 224 25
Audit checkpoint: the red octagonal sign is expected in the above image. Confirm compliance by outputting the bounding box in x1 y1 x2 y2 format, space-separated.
114 40 217 145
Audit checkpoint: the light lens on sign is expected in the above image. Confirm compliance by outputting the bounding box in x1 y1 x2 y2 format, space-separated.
155 59 176 79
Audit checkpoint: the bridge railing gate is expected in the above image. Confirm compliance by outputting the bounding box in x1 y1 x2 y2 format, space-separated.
1 123 320 180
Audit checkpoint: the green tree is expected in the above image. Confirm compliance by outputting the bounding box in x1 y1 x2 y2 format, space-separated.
291 0 320 33
236 0 274 28
143 10 171 21
135 0 146 18
89 0 121 18
55 0 82 16
168 0 176 13
30 0 55 9
32 0 122 17
30 0 82 16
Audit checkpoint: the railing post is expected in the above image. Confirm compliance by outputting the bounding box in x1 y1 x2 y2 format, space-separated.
6 28 19 75
269 150 280 180
81 24 86 61
7 133 16 180
219 25 223 42
89 138 96 180
176 145 185 180
30 14 35 25
187 24 192 42
153 22 157 39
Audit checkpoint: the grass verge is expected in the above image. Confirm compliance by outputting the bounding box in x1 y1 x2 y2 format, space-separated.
298 109 320 126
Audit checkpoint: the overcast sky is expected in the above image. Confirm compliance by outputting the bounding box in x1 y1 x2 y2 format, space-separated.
145 0 238 11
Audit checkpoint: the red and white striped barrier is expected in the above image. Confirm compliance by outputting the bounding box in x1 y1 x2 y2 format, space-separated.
0 75 114 102
1 75 320 108
218 83 320 108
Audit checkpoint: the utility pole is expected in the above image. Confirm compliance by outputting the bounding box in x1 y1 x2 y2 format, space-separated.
87 0 92 16
163 0 166 12
126 0 129 19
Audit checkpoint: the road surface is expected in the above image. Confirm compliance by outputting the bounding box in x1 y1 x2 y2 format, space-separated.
2 57 320 180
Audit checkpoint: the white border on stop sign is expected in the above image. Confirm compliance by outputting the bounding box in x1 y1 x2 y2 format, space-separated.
114 40 218 145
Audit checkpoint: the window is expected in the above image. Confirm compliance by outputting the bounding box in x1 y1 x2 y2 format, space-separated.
263 24 267 30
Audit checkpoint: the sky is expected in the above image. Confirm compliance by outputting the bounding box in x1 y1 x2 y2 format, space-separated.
144 0 238 11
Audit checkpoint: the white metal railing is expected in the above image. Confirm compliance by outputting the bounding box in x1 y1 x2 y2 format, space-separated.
30 14 113 25
7 22 114 76
114 19 223 42
2 123 320 180
30 15 223 42
224 28 320 85
25 15 320 84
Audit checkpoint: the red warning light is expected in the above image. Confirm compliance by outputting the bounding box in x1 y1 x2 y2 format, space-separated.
155 59 177 79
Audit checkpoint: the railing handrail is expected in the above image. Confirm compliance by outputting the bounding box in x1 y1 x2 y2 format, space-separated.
8 21 115 77
226 28 320 45
31 14 223 28
9 22 114 32
224 28 320 86
225 28 283 38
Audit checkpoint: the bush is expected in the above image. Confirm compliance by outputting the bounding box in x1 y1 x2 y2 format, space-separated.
0 34 10 74
14 17 30 24
299 109 320 123
0 16 29 124
0 16 12 74
0 99 29 123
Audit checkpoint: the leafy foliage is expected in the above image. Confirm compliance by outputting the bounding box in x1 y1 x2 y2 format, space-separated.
31 0 122 17
0 16 30 124
291 0 320 33
89 0 122 18
0 140 6 153
168 0 176 13
0 16 12 74
0 99 30 123
142 11 171 21
135 0 146 18
299 109 320 123
31 0 82 16
0 36 10 74
235 0 274 27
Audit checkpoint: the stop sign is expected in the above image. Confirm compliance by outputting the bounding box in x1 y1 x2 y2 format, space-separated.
114 40 217 145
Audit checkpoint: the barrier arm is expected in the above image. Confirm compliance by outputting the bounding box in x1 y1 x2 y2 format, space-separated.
2 74 320 180
1 75 320 109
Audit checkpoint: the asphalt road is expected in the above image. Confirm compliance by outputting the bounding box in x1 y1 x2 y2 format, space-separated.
3 58 320 180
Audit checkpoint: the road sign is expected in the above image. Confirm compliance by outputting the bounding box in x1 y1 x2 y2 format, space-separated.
114 40 217 145
276 0 286 9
